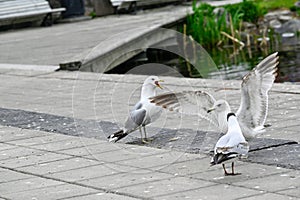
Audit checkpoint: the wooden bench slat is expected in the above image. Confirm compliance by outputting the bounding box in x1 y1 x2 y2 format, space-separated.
0 0 65 26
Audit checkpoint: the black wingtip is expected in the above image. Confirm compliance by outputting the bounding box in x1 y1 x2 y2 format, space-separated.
108 130 127 142
213 152 239 165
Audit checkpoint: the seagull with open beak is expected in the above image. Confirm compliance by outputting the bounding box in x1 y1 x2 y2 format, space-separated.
108 76 164 143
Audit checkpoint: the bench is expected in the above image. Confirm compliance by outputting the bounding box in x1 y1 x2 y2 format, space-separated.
0 0 66 27
110 0 182 13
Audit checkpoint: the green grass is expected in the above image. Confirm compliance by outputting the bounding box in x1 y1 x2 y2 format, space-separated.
254 0 298 10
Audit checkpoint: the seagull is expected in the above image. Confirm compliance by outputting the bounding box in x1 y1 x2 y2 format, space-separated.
210 113 249 176
149 52 279 139
108 76 164 143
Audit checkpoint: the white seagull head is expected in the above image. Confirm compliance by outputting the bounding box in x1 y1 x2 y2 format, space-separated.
143 76 164 89
207 99 231 114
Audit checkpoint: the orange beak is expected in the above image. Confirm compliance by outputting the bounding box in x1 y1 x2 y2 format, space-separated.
155 80 164 89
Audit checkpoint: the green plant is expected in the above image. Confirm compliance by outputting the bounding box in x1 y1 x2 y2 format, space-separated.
186 1 244 48
225 0 261 23
89 11 96 18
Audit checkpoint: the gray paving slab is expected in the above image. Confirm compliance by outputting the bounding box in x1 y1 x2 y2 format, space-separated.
58 142 125 157
154 184 260 200
0 146 44 161
247 144 300 170
238 193 298 200
46 163 139 182
17 157 100 175
2 183 99 200
0 143 17 151
277 188 300 198
115 150 202 170
0 176 62 195
233 170 300 193
0 126 48 142
0 151 72 168
3 134 72 147
117 176 216 199
0 168 33 183
62 192 140 200
79 169 175 191
27 137 102 152
191 162 292 184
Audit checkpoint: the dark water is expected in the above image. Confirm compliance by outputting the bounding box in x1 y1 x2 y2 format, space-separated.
107 44 300 83
203 46 300 83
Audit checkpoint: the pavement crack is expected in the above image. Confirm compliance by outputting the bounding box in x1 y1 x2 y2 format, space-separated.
249 141 298 152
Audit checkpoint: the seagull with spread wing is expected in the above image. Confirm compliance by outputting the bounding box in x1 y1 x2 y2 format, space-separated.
149 52 279 139
108 76 164 143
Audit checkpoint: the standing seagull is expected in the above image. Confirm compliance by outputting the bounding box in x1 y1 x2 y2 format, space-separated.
149 52 279 139
211 113 249 176
108 76 164 143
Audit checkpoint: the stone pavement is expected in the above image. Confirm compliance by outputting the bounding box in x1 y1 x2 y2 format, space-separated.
0 69 299 199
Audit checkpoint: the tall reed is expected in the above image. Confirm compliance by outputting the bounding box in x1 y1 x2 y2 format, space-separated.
186 1 245 48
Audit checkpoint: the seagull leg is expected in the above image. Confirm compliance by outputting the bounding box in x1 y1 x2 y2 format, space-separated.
222 164 229 176
231 162 241 176
141 126 149 144
139 127 145 143
142 126 153 143
143 126 147 140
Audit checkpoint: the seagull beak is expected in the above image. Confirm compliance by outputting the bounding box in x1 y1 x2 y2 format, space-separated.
155 80 164 89
207 108 215 113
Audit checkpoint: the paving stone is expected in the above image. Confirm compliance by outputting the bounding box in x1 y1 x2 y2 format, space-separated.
277 188 300 198
18 157 100 175
0 151 72 168
85 147 168 163
233 170 300 192
154 184 261 200
0 168 34 183
29 137 101 151
63 192 140 200
116 150 197 170
117 176 215 198
0 177 62 195
0 146 44 161
158 156 213 176
4 134 71 147
47 163 138 182
237 193 296 200
0 108 106 139
0 143 17 151
2 183 98 200
247 144 300 170
0 126 48 142
192 162 291 184
79 169 174 191
59 142 122 157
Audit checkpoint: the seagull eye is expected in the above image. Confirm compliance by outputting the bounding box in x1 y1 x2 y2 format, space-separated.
217 104 221 107
151 78 155 81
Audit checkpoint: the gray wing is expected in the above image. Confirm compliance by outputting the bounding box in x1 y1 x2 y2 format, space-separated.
149 90 219 127
237 52 279 129
124 102 146 133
